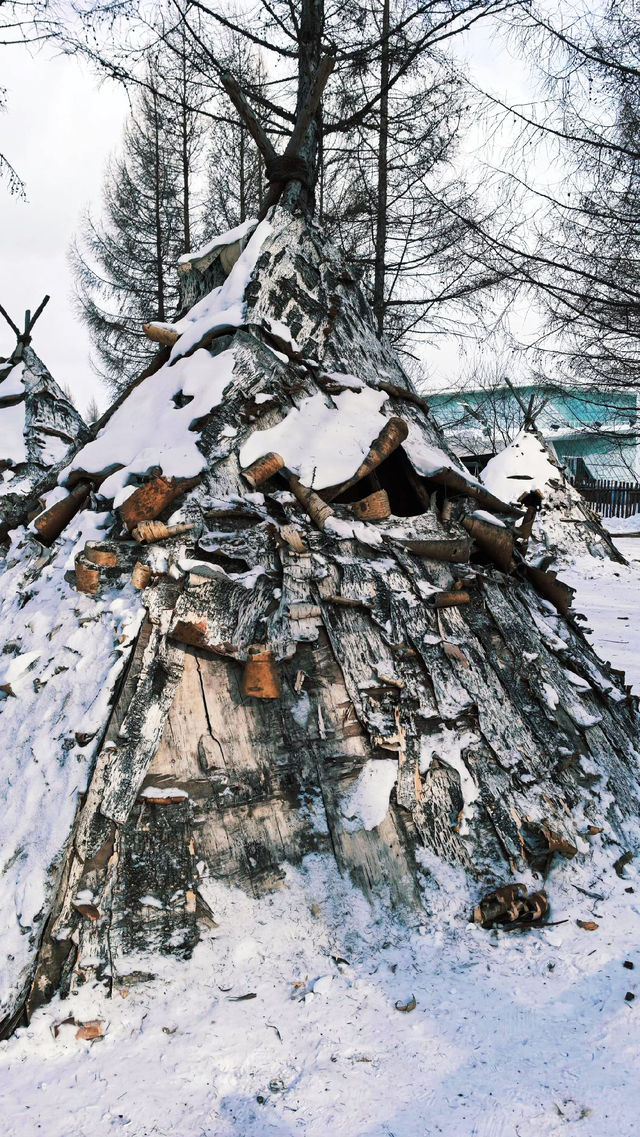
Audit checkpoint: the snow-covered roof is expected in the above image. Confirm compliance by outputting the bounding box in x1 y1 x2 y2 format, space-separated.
481 430 558 504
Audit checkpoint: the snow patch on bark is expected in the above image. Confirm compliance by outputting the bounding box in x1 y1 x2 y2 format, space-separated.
340 759 398 831
65 349 236 505
239 388 389 490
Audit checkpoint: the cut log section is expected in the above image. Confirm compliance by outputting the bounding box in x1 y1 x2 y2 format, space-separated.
348 489 391 521
289 476 334 529
143 323 180 347
119 476 200 531
523 564 575 616
34 481 92 546
83 542 118 568
433 590 471 608
74 554 100 595
131 561 151 590
242 451 285 488
462 514 515 573
132 520 195 543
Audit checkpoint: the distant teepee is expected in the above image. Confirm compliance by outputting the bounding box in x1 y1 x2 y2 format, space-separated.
0 297 89 546
481 426 625 566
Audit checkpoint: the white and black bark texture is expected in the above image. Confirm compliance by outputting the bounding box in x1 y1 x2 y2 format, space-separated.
2 208 640 1035
0 343 90 544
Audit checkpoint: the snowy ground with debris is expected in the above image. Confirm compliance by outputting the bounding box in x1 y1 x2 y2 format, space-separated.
2 844 640 1137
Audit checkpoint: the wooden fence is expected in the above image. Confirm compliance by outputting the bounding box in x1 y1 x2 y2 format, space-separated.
574 477 640 518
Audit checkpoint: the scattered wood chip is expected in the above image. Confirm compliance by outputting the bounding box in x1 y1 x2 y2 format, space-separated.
227 992 257 1001
395 995 416 1013
577 920 599 931
473 883 549 929
294 669 306 693
614 851 633 877
75 1020 103 1041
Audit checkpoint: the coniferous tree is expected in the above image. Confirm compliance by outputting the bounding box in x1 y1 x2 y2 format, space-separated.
201 35 267 233
70 64 183 393
322 18 479 349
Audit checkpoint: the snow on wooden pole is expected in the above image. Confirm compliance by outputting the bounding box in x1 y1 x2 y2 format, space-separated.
322 417 408 501
143 323 180 347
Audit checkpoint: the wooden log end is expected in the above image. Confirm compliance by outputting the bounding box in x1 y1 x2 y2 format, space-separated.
131 561 151 590
242 645 281 699
74 556 100 595
33 481 92 546
242 452 285 488
348 489 391 521
143 323 180 347
84 541 118 568
119 476 199 532
433 591 471 609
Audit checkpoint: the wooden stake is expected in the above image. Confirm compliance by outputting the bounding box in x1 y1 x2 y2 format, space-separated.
323 417 408 501
462 515 515 573
242 452 285 488
433 591 470 609
34 481 92 546
119 476 200 532
289 476 334 530
143 323 180 347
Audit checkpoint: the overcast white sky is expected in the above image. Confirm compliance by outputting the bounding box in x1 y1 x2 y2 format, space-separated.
0 20 532 417
0 47 127 414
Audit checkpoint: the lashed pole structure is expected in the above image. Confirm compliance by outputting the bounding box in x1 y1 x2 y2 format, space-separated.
0 294 50 357
220 52 335 218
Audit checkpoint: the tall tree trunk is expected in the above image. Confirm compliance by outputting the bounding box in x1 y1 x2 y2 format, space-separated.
239 123 246 223
373 0 390 339
181 44 191 254
296 0 324 210
153 91 165 321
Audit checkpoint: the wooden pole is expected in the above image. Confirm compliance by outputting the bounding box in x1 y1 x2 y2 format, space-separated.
0 303 20 339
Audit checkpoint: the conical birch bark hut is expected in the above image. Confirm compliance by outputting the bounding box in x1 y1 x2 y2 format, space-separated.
1 208 640 1037
0 314 90 545
480 426 626 566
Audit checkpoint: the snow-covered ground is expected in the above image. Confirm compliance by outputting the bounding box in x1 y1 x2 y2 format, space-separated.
2 847 639 1137
2 544 640 1135
560 531 640 696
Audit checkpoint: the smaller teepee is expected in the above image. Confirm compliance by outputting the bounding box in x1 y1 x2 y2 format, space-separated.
0 297 90 546
480 427 625 566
